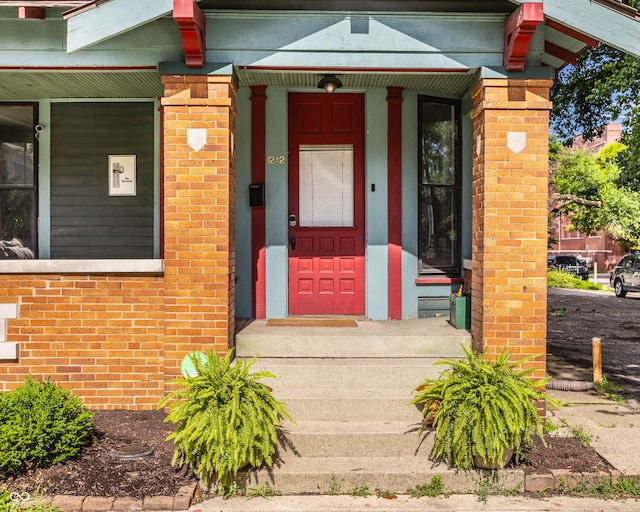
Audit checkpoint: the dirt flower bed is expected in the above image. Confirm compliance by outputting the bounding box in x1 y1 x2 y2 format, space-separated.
0 410 612 500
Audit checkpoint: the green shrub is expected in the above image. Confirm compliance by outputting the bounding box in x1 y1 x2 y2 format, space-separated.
159 350 293 493
0 377 94 475
547 269 602 290
1 487 62 512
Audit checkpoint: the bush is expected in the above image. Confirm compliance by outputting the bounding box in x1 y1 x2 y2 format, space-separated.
0 377 95 475
547 269 602 290
159 350 293 492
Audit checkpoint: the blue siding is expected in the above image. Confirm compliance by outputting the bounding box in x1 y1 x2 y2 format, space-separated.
264 88 288 319
364 89 389 320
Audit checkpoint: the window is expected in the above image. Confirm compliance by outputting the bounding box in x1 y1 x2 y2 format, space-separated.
298 144 354 227
418 97 461 275
0 104 37 259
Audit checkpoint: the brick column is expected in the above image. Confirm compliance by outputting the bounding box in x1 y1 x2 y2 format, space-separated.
161 74 237 380
471 78 552 380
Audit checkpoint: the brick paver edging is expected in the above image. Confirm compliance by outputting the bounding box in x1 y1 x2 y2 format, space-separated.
48 484 197 512
33 469 626 510
524 469 623 493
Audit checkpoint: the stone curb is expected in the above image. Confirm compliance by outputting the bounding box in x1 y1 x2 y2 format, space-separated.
47 484 197 512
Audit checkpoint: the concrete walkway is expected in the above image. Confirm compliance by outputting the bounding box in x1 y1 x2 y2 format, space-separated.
191 494 639 511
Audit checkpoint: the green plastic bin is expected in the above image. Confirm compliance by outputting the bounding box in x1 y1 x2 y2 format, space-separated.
450 294 470 329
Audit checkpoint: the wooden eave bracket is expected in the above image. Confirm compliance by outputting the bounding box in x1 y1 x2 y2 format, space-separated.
503 2 544 71
173 0 206 68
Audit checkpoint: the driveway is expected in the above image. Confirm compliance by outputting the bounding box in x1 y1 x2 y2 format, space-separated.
547 287 640 407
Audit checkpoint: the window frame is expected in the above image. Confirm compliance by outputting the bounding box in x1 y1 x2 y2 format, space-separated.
417 95 462 276
0 102 39 258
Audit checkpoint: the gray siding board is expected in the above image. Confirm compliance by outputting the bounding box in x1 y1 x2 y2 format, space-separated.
50 102 155 259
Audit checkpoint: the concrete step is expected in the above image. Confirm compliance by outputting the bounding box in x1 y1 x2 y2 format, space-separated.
277 421 433 458
239 456 524 495
229 318 473 497
248 358 446 389
270 388 425 422
235 318 470 359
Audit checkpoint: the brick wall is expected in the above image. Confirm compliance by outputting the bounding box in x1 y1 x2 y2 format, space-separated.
161 74 237 388
0 275 166 409
471 78 552 381
0 74 237 410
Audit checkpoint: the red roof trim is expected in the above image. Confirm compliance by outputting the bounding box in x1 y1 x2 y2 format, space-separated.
503 2 544 71
545 41 578 66
173 0 206 68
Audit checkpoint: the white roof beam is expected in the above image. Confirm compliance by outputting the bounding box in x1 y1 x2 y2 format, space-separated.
66 0 174 54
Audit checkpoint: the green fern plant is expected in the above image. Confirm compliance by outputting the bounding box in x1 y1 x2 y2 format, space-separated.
158 350 293 493
409 345 558 470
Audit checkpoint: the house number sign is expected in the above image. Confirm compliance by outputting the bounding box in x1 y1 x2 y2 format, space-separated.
267 155 286 165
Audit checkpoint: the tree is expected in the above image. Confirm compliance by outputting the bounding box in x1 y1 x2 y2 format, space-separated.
550 0 640 187
550 141 640 250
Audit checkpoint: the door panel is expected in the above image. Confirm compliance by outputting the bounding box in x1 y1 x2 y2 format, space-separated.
288 93 365 315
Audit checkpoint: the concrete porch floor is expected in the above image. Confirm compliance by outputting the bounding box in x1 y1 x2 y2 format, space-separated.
234 316 471 359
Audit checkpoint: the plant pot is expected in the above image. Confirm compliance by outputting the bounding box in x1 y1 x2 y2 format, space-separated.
473 447 514 470
416 401 439 427
414 384 438 426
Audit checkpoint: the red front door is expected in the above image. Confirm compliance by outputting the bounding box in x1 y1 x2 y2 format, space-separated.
287 93 365 315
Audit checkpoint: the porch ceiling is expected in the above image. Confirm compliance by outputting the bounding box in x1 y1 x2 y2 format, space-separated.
0 68 478 101
236 69 478 97
0 69 164 100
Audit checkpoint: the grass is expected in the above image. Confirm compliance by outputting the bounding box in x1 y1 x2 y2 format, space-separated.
475 475 522 504
0 489 61 512
246 482 281 499
318 475 344 495
544 418 560 434
560 418 593 448
547 269 603 290
407 476 446 498
347 484 370 497
595 377 625 404
558 475 640 497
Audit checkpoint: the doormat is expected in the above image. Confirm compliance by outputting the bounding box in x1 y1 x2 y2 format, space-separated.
266 318 358 327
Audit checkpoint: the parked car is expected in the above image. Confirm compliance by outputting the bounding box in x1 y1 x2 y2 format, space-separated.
548 255 589 281
610 252 640 297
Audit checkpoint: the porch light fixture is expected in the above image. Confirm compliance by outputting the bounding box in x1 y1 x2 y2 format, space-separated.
317 74 343 93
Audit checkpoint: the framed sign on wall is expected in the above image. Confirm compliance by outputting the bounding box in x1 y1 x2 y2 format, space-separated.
109 155 136 196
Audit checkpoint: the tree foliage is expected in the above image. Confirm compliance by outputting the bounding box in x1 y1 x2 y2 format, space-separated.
550 141 640 249
550 0 640 186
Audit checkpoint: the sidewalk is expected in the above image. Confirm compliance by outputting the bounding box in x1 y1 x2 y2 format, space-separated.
191 494 640 511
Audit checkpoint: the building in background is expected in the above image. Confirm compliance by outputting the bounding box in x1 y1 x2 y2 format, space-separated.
549 124 625 272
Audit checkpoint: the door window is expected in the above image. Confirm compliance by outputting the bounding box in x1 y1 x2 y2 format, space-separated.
298 144 354 227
